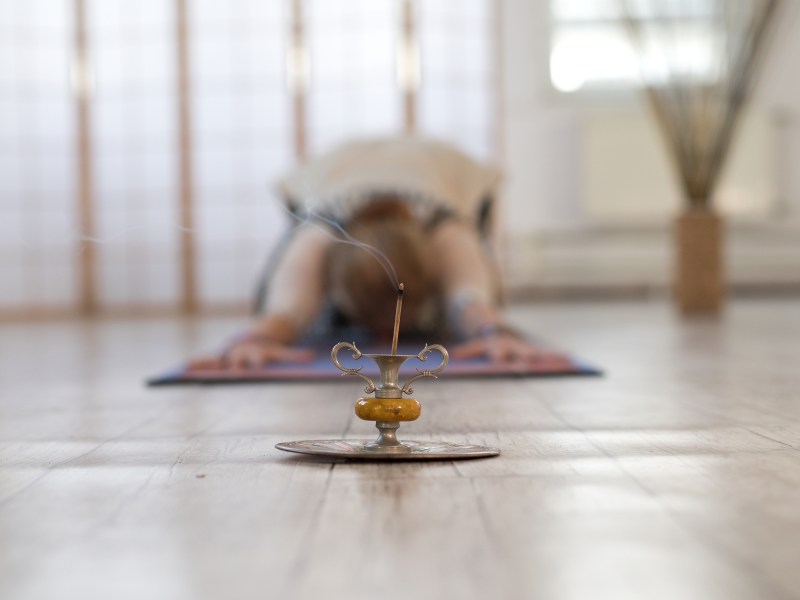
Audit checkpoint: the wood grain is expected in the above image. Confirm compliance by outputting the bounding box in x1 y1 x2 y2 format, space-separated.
0 300 799 600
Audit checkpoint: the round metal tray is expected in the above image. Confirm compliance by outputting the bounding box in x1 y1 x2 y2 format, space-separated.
275 439 500 460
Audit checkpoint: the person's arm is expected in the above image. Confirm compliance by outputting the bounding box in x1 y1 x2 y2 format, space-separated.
430 220 567 364
429 219 499 336
191 223 331 370
256 222 330 339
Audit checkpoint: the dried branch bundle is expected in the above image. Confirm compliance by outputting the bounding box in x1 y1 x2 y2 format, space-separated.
622 0 781 209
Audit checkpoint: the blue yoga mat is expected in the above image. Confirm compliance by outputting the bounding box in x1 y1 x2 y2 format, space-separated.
147 338 601 386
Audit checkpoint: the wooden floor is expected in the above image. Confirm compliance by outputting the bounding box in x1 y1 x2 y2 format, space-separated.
1 299 799 600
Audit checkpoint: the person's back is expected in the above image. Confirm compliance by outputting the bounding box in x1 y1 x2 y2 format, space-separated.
191 137 562 368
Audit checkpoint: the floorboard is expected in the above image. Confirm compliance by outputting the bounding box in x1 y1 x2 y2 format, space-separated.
0 299 798 600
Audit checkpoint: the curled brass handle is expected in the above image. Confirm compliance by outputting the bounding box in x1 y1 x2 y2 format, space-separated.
331 342 376 394
401 344 449 395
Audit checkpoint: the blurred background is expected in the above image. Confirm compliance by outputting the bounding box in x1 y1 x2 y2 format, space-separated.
1 0 799 320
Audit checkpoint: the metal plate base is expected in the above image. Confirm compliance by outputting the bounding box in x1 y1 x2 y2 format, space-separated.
275 439 500 460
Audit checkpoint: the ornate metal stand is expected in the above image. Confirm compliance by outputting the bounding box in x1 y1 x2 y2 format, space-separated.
275 342 500 460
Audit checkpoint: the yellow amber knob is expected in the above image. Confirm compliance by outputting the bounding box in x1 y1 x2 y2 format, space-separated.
354 397 421 422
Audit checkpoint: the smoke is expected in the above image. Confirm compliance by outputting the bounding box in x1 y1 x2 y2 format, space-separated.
282 202 400 289
63 186 401 290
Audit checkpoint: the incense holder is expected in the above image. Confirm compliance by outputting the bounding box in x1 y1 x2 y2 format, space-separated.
275 342 500 460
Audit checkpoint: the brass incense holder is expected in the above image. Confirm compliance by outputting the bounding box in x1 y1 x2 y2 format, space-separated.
276 283 499 460
275 342 500 460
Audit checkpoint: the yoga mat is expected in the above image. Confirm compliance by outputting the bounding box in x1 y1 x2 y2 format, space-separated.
147 338 601 386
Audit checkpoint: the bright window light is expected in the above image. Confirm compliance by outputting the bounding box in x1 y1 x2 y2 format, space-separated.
550 0 719 93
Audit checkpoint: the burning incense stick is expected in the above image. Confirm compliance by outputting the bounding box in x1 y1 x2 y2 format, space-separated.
391 283 404 355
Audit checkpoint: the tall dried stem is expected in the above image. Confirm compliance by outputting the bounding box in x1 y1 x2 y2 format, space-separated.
621 0 781 210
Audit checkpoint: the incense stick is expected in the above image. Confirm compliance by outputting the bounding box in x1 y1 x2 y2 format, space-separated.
391 283 404 355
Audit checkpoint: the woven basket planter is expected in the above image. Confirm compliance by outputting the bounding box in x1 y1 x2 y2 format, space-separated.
675 208 725 314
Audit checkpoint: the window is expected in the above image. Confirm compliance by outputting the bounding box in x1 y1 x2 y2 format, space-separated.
189 0 292 308
549 0 720 93
0 0 76 313
88 0 181 308
306 0 401 155
416 0 494 160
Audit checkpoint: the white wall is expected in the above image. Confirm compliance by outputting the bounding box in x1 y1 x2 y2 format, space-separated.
499 0 800 291
757 1 800 219
501 0 583 235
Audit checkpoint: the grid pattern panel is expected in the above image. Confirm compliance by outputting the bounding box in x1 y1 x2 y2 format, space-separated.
306 0 401 155
416 0 494 160
0 0 498 316
0 0 77 312
190 0 292 308
88 0 180 309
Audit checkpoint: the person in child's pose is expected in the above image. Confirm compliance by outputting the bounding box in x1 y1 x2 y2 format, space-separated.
191 138 567 369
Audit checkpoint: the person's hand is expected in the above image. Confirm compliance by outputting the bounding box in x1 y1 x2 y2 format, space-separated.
188 339 315 371
451 331 571 366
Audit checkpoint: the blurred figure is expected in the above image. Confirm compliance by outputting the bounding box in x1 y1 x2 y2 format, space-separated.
193 137 565 368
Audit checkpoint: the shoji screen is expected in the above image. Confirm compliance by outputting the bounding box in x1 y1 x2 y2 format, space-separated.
0 0 77 315
0 0 498 318
87 0 180 310
416 0 494 160
306 0 401 155
189 0 292 309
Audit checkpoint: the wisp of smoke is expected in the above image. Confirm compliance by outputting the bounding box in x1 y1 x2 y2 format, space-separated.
62 183 401 290
279 201 400 289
